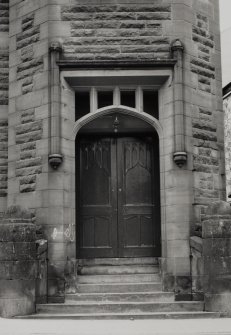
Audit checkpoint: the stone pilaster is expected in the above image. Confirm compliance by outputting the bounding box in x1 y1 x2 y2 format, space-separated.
171 39 187 168
48 41 63 170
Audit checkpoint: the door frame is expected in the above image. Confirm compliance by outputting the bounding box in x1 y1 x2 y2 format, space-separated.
76 133 160 258
74 106 164 259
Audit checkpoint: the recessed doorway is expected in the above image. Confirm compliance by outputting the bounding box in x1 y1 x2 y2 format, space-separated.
76 133 160 258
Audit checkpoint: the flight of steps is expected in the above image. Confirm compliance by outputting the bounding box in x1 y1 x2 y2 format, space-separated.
28 257 220 319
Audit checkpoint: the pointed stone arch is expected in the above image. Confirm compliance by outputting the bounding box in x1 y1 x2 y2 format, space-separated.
72 105 163 139
73 104 166 259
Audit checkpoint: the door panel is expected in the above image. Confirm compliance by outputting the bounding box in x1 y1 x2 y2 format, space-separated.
117 137 159 257
77 138 118 258
77 135 160 258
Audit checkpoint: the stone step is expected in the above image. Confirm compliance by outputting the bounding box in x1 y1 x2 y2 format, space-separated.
78 257 159 266
21 311 221 320
66 291 175 303
76 282 162 293
37 301 204 314
77 273 160 284
78 265 159 275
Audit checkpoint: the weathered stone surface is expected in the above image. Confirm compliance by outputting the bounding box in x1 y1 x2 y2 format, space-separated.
0 279 35 298
204 256 231 276
14 107 43 192
0 260 36 279
48 278 65 303
0 242 36 261
0 223 36 242
16 130 42 144
0 211 38 317
20 142 36 151
16 26 40 50
36 239 48 304
205 201 231 216
20 150 36 160
17 57 43 81
203 238 231 257
16 157 42 169
61 3 172 60
22 13 35 32
16 166 42 177
191 12 215 95
190 238 204 301
0 0 9 33
224 94 231 199
19 183 36 193
192 120 216 133
205 293 231 313
16 121 42 135
2 0 224 311
0 117 8 197
194 202 231 312
203 219 231 238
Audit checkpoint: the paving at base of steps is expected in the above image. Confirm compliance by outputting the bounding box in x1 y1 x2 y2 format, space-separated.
1 318 231 335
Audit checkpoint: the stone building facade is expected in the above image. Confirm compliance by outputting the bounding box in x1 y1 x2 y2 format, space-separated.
224 84 231 199
0 0 228 318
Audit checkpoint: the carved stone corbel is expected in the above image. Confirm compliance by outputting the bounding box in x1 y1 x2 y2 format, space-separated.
48 41 63 169
171 39 187 168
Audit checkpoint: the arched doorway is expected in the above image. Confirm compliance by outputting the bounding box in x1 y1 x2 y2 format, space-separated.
74 107 162 258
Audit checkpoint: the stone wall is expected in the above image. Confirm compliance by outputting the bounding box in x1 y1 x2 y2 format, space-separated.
191 1 224 237
8 0 49 207
191 201 231 314
191 13 215 93
36 239 48 304
61 3 172 61
224 91 231 199
4 0 224 304
190 236 203 301
0 207 37 317
15 109 42 193
0 0 9 209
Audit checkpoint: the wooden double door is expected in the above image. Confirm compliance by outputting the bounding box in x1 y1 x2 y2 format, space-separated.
76 135 160 258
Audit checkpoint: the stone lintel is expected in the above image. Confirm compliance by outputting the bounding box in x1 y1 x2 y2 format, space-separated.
57 59 177 70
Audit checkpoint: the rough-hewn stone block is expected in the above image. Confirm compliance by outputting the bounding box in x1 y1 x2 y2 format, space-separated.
0 222 36 242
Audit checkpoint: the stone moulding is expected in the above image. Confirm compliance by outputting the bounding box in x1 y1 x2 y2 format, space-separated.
57 59 177 69
171 39 187 168
54 42 185 169
48 41 63 170
173 151 187 168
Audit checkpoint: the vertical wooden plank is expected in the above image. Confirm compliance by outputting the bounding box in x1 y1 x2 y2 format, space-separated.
117 137 124 257
111 137 119 255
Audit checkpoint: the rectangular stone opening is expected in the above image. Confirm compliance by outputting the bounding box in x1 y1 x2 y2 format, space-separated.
75 91 90 120
121 90 135 108
143 90 159 119
98 90 113 109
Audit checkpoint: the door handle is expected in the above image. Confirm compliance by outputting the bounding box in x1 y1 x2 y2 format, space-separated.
119 188 122 192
